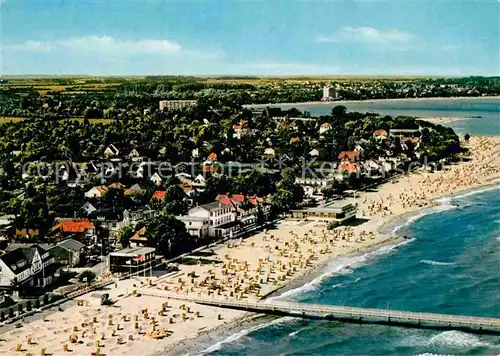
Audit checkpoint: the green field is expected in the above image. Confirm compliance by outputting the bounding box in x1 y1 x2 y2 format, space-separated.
0 116 26 124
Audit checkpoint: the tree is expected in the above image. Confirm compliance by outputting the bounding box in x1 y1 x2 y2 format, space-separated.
17 303 23 315
34 298 41 309
26 300 32 311
8 307 14 318
0 311 4 321
332 105 347 119
79 270 97 285
10 277 20 294
272 168 304 210
163 185 188 215
117 225 135 248
145 213 192 256
42 294 49 305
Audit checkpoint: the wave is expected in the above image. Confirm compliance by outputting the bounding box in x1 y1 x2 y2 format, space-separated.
398 184 500 237
268 238 415 301
402 330 493 349
200 317 297 354
420 259 456 266
439 184 500 203
402 330 498 349
391 205 457 235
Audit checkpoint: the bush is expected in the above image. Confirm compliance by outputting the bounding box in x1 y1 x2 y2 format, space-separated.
17 304 23 315
42 294 49 305
34 299 41 309
26 300 32 311
78 270 97 285
0 311 5 321
8 307 14 318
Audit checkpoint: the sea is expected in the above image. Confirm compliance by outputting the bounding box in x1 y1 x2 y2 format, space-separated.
250 97 500 135
187 98 500 356
197 185 500 356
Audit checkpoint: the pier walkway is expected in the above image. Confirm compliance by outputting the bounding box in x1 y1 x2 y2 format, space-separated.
140 289 500 335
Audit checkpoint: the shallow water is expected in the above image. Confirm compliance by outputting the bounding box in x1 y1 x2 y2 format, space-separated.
256 97 500 135
201 186 500 355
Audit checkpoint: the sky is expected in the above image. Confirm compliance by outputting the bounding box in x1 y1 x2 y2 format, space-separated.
1 0 499 76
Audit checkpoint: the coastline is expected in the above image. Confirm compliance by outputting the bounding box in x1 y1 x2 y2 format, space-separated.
168 175 500 356
1 137 498 356
243 95 500 108
165 135 500 356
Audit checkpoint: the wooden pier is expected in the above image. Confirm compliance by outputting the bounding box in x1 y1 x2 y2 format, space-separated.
140 289 500 335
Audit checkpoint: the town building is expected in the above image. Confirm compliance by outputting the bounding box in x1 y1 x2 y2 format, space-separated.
159 100 197 112
108 246 156 273
338 151 361 162
50 219 96 243
84 185 108 198
103 144 120 157
0 245 61 293
176 215 210 239
216 194 258 229
187 202 238 238
291 200 357 224
48 238 85 267
321 85 339 101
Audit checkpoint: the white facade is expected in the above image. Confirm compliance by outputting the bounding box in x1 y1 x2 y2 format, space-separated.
309 149 320 157
177 216 209 238
0 247 56 288
150 172 163 186
104 144 119 157
188 203 235 237
264 148 275 157
322 85 338 101
295 176 334 188
319 123 331 136
84 186 107 198
159 100 197 111
80 202 97 215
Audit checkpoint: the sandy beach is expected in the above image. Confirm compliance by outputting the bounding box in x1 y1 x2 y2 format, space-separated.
0 135 498 356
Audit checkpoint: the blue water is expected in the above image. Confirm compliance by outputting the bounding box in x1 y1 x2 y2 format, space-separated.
202 186 500 355
256 97 500 135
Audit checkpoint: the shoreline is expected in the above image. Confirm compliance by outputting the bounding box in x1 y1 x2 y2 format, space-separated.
170 174 500 356
1 136 498 356
243 95 500 108
165 136 500 356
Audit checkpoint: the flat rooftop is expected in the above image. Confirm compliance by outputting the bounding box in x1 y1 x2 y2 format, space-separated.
110 246 155 257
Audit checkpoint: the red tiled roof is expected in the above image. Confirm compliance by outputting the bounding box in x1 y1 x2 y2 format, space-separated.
151 190 167 200
230 194 245 203
338 151 360 162
208 152 217 160
276 122 292 130
216 194 234 208
95 185 109 194
321 122 331 128
53 219 94 233
338 162 361 174
107 182 124 190
216 194 258 211
130 226 148 241
373 129 388 137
